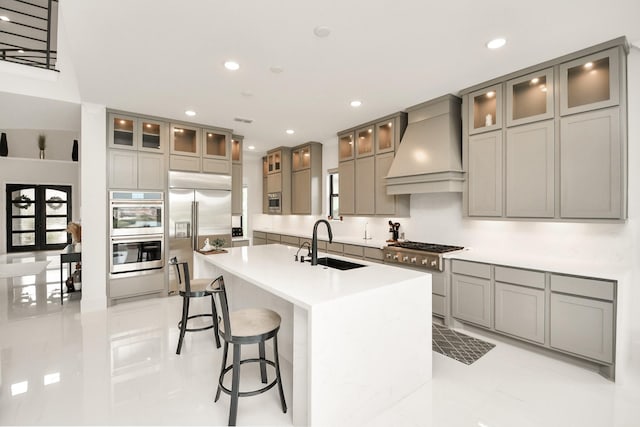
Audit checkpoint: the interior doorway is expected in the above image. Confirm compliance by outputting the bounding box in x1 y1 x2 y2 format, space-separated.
6 184 72 252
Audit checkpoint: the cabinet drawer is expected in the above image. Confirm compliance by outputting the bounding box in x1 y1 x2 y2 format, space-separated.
550 274 614 301
253 231 266 239
495 266 545 289
232 240 249 248
202 158 230 175
170 154 201 172
305 239 327 251
432 294 445 317
432 272 446 296
266 233 281 242
364 247 384 262
253 237 266 246
110 271 165 299
327 242 344 254
451 260 491 279
280 235 299 246
343 244 364 258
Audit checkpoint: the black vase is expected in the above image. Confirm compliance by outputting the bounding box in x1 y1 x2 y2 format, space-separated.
0 132 7 157
72 139 78 161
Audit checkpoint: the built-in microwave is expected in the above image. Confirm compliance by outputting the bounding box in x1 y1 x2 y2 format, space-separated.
268 192 281 214
110 191 164 236
111 235 164 274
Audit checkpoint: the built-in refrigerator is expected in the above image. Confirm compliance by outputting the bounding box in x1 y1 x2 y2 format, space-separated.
168 171 231 292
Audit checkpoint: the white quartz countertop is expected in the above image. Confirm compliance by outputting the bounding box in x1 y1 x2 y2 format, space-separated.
195 244 429 309
445 248 630 282
253 227 389 249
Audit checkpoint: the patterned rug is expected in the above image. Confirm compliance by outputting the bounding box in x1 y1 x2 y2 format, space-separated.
432 323 495 365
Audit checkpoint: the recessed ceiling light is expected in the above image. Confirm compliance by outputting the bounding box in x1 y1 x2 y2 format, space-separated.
224 61 240 71
248 145 255 150
350 100 362 107
486 38 506 49
185 110 196 117
269 65 284 74
313 26 331 38
0 16 10 22
286 129 295 135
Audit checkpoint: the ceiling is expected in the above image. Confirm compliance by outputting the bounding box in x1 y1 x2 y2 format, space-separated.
59 0 640 154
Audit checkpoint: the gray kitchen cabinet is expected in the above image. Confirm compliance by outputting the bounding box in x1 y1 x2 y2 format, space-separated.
108 113 167 153
431 271 447 318
468 130 503 217
266 233 281 245
253 231 266 246
550 293 613 363
262 157 268 214
137 152 165 190
355 156 375 215
108 150 137 189
291 142 323 215
451 272 492 328
280 235 299 247
267 173 282 193
109 270 165 301
338 160 355 215
169 154 200 172
170 123 200 157
355 125 375 158
495 282 545 344
468 84 503 135
232 239 249 248
375 152 409 216
559 47 621 116
338 132 355 162
169 123 233 175
343 244 364 259
506 68 554 127
232 163 243 215
202 128 230 161
505 120 555 217
327 242 344 254
202 158 231 174
264 147 291 214
232 135 243 164
560 107 622 219
364 247 384 263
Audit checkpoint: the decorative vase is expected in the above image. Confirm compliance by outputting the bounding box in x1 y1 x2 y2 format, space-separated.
0 132 7 157
39 149 45 159
72 139 78 161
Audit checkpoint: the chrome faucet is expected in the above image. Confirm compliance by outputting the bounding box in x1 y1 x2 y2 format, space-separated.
311 219 333 266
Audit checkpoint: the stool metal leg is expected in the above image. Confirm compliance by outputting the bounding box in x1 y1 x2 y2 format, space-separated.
229 343 242 426
215 341 229 402
176 296 190 354
211 294 221 348
258 342 267 384
273 335 287 413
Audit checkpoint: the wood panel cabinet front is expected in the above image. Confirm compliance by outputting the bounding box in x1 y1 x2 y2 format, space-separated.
375 152 395 215
137 152 165 190
495 282 545 344
232 163 242 215
355 156 375 215
108 150 138 189
452 274 492 328
292 169 311 214
468 131 503 216
338 160 355 215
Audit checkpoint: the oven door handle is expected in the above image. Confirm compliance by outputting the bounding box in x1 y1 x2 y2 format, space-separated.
111 235 164 242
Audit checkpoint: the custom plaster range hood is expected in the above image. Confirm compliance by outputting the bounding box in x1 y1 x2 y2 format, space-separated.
386 94 464 194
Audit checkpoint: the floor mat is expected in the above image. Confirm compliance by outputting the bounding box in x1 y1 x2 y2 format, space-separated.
432 323 495 365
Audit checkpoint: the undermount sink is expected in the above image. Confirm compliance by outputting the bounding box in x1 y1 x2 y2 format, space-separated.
316 257 366 271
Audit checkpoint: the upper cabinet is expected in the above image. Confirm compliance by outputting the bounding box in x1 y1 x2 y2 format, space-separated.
506 68 554 127
170 124 200 157
109 113 167 153
355 125 374 157
338 132 355 161
292 145 311 171
169 123 232 175
468 84 503 135
291 142 323 215
461 38 628 221
231 135 243 164
203 129 229 160
560 47 620 116
376 120 396 154
267 150 282 174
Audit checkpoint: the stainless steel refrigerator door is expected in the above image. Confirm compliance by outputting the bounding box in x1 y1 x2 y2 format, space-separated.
168 189 195 292
195 189 232 250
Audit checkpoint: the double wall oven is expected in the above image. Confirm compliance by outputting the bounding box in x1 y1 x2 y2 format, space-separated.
110 191 164 274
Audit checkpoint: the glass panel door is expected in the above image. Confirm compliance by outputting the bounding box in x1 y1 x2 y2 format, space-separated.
6 184 72 252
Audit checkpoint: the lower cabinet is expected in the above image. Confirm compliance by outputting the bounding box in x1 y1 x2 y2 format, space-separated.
232 239 249 248
431 271 446 318
451 273 492 328
253 231 266 246
495 282 545 343
109 270 165 301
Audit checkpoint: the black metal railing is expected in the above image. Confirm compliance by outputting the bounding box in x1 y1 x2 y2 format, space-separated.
0 0 58 70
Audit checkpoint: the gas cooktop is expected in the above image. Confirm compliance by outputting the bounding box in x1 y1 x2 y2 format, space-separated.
383 241 464 271
386 241 464 254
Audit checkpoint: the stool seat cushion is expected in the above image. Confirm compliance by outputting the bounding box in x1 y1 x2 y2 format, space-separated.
180 278 219 293
219 308 281 338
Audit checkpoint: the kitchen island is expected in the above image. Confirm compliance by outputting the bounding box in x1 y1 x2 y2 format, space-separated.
194 244 432 426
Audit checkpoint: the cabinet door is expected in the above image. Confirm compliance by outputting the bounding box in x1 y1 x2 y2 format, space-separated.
232 163 243 215
355 125 374 158
139 119 166 153
292 146 311 171
355 156 375 215
338 132 355 161
169 154 201 172
468 130 503 216
375 152 395 215
550 293 613 363
202 158 230 174
560 108 621 219
231 137 242 164
560 47 620 116
267 172 282 193
262 177 268 214
506 68 554 127
108 114 137 150
468 84 503 135
505 120 554 217
338 160 355 215
203 129 230 160
137 152 165 190
108 150 138 189
170 124 200 157
292 169 311 214
452 274 492 328
376 119 395 154
268 151 281 174
495 282 545 344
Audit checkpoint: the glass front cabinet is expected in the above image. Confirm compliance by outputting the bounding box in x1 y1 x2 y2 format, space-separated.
338 132 355 161
468 84 503 135
506 68 554 127
170 124 201 157
355 126 374 157
231 135 243 164
108 113 167 153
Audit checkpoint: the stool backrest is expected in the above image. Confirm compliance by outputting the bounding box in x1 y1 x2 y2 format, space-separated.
213 276 232 341
169 257 192 293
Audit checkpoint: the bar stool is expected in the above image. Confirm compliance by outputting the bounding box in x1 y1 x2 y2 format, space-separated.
208 276 287 426
170 257 221 354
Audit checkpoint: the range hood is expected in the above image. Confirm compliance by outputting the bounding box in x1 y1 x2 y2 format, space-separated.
386 94 464 194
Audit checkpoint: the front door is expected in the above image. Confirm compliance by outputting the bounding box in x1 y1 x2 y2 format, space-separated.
6 184 72 252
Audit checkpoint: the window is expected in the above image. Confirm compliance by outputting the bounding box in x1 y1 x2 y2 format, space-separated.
329 172 339 219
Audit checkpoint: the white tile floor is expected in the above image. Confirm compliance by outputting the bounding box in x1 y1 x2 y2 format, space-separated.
1 251 639 426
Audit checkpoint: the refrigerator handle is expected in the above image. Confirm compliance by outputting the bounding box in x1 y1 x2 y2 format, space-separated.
192 201 198 251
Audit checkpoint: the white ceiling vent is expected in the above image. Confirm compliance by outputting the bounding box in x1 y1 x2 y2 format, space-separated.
234 117 253 124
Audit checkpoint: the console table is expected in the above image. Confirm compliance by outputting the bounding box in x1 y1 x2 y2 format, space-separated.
60 244 81 305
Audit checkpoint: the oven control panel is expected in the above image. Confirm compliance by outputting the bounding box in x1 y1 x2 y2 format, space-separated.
382 248 442 271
